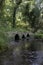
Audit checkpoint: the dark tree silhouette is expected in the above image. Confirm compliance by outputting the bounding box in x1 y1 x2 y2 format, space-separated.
13 0 22 28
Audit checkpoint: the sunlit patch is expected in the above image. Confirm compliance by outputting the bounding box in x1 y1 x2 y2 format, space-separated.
5 0 11 5
4 14 6 17
7 9 10 12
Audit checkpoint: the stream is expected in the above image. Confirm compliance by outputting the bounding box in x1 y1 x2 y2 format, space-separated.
0 39 43 65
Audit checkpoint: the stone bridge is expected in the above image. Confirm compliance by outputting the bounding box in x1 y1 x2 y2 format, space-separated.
6 31 34 41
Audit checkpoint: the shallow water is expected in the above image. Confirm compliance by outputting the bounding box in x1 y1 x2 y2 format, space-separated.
0 40 43 65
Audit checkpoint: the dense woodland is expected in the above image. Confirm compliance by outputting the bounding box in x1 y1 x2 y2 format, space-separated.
0 0 43 32
0 0 43 51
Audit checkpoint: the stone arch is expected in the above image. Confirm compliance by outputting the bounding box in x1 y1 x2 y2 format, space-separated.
22 34 25 40
26 33 30 40
15 34 20 41
26 33 30 37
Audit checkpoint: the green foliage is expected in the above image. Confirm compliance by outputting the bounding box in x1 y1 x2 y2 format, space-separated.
0 32 8 52
0 0 43 33
34 34 43 39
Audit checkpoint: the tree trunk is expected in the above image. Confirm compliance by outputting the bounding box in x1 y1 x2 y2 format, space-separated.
12 0 22 28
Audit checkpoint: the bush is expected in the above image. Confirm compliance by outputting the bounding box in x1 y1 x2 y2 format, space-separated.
0 32 8 52
34 34 43 39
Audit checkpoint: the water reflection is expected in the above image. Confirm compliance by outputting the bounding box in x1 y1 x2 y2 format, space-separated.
0 40 43 65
